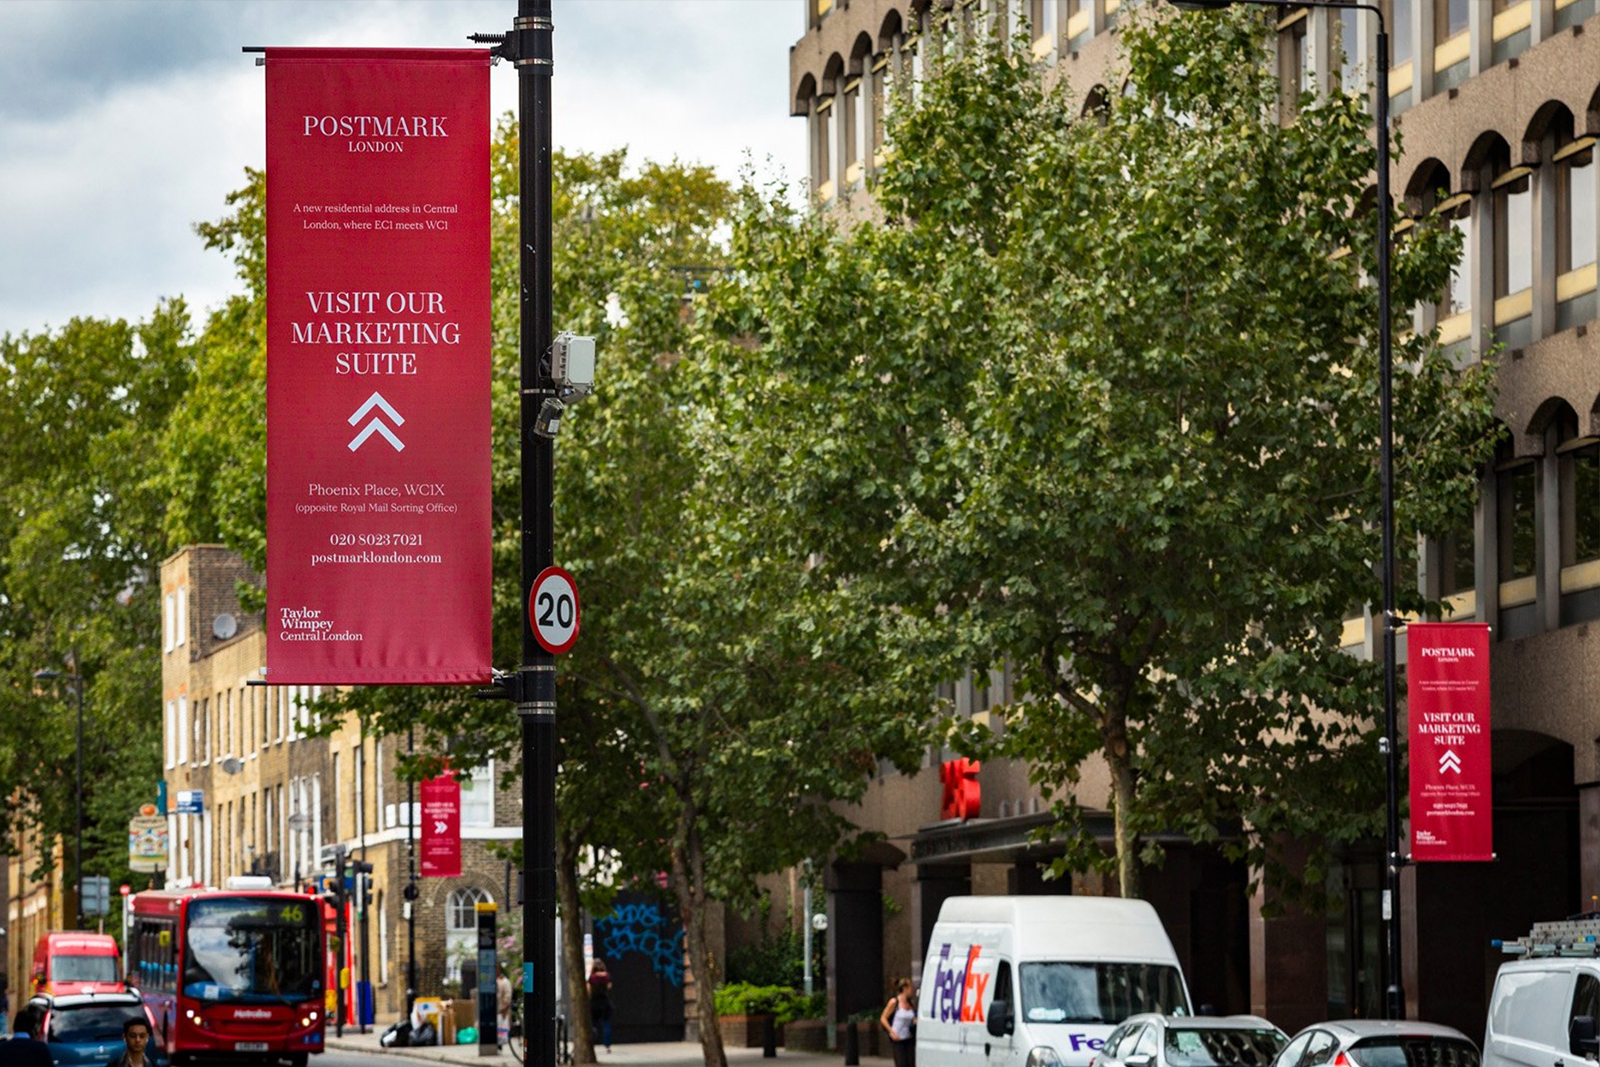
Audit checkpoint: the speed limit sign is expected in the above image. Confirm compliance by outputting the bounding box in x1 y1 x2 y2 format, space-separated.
529 566 580 654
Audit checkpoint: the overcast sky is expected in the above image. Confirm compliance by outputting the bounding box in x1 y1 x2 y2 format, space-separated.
0 0 805 338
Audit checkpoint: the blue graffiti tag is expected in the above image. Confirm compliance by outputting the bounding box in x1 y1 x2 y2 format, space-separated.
595 900 686 987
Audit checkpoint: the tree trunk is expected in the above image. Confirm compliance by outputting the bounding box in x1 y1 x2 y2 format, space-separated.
674 827 727 1067
1104 713 1142 899
557 826 596 1065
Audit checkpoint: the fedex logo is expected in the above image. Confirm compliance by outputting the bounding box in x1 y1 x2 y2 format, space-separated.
927 943 990 1024
1068 1034 1107 1052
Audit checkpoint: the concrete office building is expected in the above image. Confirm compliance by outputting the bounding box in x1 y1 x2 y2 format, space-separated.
785 0 1600 1035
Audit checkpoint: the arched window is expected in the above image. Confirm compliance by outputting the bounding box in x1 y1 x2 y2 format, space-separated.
446 887 494 981
1496 437 1537 607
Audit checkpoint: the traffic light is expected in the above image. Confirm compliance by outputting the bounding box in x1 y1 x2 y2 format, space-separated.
350 859 374 916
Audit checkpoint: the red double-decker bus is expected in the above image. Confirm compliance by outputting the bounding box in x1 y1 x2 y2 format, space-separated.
127 880 326 1066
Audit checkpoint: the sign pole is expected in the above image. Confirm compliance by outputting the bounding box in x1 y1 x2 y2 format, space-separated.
472 4 556 1064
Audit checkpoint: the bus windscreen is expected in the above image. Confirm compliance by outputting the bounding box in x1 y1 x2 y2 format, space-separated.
182 897 320 1004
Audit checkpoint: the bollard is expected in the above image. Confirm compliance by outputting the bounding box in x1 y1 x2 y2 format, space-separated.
844 1022 859 1066
764 1015 777 1059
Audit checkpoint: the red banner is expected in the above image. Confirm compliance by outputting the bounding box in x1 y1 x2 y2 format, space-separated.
1408 622 1493 862
420 773 462 878
265 49 492 684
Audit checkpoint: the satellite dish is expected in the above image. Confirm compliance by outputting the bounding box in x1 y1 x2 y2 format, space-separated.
213 613 238 640
221 757 245 775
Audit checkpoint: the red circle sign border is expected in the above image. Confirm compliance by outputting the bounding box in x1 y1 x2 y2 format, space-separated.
529 565 581 655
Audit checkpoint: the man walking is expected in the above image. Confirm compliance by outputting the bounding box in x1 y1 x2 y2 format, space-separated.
104 1016 154 1067
0 1007 53 1067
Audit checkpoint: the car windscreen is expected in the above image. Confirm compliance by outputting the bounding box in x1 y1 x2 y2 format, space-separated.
1349 1038 1480 1067
1165 1027 1286 1067
1018 963 1190 1023
48 1003 145 1043
51 954 118 983
182 896 320 1003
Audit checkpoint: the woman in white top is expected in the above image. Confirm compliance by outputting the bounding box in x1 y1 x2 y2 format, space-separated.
880 978 917 1067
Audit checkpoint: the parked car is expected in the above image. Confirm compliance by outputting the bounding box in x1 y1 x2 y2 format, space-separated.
1095 1014 1288 1067
1269 1020 1479 1067
27 990 169 1066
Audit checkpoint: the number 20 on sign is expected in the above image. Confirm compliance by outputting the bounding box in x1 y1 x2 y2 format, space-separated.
529 566 581 654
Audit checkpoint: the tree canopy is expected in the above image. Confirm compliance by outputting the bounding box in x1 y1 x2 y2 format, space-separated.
701 6 1499 898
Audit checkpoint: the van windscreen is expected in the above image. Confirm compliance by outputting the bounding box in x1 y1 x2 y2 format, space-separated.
1018 962 1188 1023
51 955 118 983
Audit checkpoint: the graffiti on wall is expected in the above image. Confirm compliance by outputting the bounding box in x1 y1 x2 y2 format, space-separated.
595 899 685 987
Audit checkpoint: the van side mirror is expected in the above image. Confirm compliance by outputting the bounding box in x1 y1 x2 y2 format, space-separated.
1127 1057 1153 1067
987 999 1014 1038
1570 1014 1597 1056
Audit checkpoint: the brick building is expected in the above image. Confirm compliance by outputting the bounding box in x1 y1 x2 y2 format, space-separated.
785 0 1600 1038
158 544 521 1022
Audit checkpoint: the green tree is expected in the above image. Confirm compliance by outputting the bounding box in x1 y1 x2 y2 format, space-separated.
705 8 1498 899
0 303 193 898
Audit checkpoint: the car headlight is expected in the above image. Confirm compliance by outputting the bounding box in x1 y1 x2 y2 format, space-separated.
1027 1047 1065 1067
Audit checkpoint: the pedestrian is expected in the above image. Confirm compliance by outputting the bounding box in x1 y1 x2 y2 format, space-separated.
0 973 9 1037
588 958 613 1053
104 1016 154 1067
880 978 917 1067
0 1007 53 1067
496 968 513 1050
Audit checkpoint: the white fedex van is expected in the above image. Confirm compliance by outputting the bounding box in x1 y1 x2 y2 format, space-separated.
917 896 1192 1067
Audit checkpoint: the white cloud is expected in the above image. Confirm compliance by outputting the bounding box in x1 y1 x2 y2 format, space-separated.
0 0 804 338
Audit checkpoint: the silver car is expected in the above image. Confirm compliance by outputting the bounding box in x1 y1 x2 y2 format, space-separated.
1095 1014 1289 1067
1267 1020 1480 1067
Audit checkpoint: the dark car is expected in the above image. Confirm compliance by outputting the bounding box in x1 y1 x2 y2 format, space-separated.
1096 1014 1289 1067
27 991 169 1067
1268 1020 1479 1067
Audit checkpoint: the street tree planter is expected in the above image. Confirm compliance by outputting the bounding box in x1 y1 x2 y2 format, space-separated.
719 1013 776 1049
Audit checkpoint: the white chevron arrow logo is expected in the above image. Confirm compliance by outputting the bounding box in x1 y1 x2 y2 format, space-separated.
347 391 405 452
1439 749 1462 774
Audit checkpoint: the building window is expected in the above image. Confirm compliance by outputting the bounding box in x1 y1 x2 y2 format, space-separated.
1336 8 1361 92
1065 0 1089 50
461 762 495 827
446 887 494 981
1557 133 1598 330
1492 155 1533 346
1560 411 1600 585
177 697 188 765
1435 0 1468 41
175 587 187 647
1280 10 1310 116
843 79 864 186
1490 0 1531 66
1384 0 1414 66
1440 526 1476 617
1433 0 1469 90
1497 452 1537 597
164 594 175 653
815 95 835 200
1029 0 1058 57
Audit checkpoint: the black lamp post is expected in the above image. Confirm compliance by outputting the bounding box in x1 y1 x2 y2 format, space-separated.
1164 0 1404 1022
35 664 85 930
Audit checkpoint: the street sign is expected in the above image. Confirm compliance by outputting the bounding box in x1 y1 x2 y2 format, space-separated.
81 875 111 917
529 565 580 654
175 790 204 815
128 814 169 872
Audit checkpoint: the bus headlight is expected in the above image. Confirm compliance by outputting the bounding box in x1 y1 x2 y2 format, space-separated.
1026 1048 1065 1067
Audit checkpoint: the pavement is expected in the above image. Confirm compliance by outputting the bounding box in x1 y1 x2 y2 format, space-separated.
324 1028 882 1067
